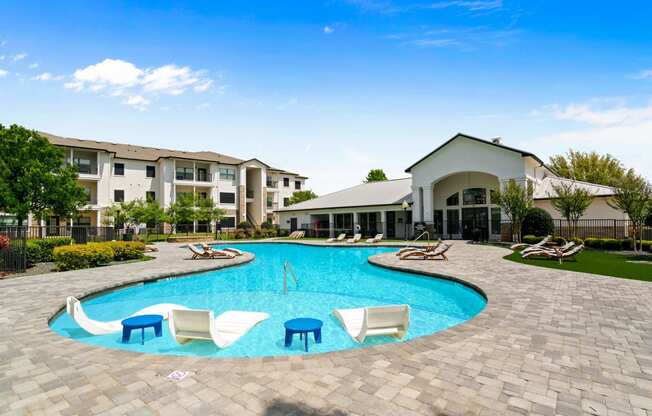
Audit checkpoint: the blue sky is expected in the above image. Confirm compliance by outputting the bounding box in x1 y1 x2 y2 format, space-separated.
1 0 652 193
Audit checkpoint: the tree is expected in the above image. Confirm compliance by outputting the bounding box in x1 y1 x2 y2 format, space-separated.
0 124 87 225
492 179 533 242
166 193 196 229
549 182 594 239
288 190 317 205
522 207 554 237
195 196 225 226
130 199 166 227
549 150 626 186
364 169 388 183
608 172 652 253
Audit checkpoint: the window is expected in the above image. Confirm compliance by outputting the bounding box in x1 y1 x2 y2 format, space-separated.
267 195 273 208
446 192 459 206
491 208 501 235
433 210 443 234
447 209 460 234
74 216 92 226
463 188 487 205
283 197 290 207
146 191 156 202
198 191 208 200
219 168 236 180
176 167 193 181
283 177 290 187
220 192 235 204
196 168 209 182
114 163 124 176
114 189 124 202
146 165 156 178
75 158 92 174
221 217 236 228
295 180 301 190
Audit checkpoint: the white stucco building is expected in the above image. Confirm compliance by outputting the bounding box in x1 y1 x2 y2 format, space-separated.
21 132 307 229
277 133 625 240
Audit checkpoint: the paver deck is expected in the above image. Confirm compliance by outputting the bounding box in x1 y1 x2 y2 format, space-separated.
1 241 651 415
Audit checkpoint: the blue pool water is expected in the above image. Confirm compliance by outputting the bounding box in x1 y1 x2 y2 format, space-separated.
50 243 486 358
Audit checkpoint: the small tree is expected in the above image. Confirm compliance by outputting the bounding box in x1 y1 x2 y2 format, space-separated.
364 169 388 183
608 172 652 253
493 179 533 242
130 199 166 228
549 182 593 239
549 150 625 186
166 193 195 231
0 124 87 225
196 196 226 230
288 190 317 205
522 207 554 237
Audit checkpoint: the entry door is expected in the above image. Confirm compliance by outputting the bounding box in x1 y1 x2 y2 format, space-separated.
461 208 489 240
290 218 297 232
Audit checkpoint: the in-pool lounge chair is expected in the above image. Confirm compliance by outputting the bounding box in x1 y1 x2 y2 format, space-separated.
66 296 187 335
366 234 383 244
510 235 552 251
333 305 410 343
347 233 362 243
188 245 235 259
400 243 452 260
168 309 269 348
327 233 346 243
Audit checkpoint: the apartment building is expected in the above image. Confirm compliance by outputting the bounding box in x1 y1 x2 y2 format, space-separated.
27 133 307 229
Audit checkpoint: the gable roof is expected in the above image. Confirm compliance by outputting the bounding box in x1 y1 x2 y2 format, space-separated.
277 178 412 212
405 133 546 173
534 176 616 199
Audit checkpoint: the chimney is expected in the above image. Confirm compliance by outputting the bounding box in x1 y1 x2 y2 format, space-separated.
491 137 502 145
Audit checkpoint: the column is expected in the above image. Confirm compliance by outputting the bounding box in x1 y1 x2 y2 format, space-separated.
423 185 434 223
328 213 334 238
381 211 387 237
353 212 360 235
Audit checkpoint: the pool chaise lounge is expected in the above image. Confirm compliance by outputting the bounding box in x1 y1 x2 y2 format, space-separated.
395 240 442 256
347 233 362 243
510 235 552 251
169 309 269 348
400 243 452 260
523 244 584 263
188 245 236 259
326 233 346 243
200 243 244 256
333 304 410 343
65 296 188 335
521 241 575 257
366 233 383 243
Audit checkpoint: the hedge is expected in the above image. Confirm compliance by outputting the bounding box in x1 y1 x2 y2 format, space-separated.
106 241 145 261
26 237 73 265
53 241 145 271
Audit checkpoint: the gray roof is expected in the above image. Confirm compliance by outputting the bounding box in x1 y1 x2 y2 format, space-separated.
278 178 413 212
534 176 616 199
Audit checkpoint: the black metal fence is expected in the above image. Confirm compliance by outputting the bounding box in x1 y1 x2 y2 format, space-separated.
25 226 122 244
0 226 27 273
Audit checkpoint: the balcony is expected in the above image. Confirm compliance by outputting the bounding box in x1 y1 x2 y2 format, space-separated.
266 179 278 188
75 163 98 175
246 189 255 199
195 172 212 182
175 170 194 181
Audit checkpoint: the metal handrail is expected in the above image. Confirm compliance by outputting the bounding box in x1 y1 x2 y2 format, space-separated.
283 261 298 294
413 231 430 243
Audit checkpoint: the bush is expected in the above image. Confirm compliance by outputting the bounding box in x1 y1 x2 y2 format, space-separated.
522 235 544 244
522 208 554 237
584 238 602 249
237 221 253 230
54 243 115 271
0 235 9 250
106 241 145 261
26 237 73 265
260 221 274 229
601 238 622 250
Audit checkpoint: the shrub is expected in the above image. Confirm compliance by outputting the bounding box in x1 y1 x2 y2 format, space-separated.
522 208 554 237
26 237 73 265
522 235 543 244
237 221 253 230
584 238 602 249
0 235 9 250
260 221 274 229
106 241 145 261
54 243 115 271
601 238 622 251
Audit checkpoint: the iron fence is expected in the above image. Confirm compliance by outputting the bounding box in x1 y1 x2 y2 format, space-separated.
0 226 27 273
25 226 122 243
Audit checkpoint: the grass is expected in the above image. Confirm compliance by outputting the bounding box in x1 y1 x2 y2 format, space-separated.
505 249 652 282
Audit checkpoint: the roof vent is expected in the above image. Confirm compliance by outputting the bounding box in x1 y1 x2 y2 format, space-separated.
491 137 502 145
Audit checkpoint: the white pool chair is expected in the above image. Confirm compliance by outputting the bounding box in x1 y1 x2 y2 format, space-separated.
65 296 187 335
521 241 574 257
366 234 383 243
326 233 346 243
168 309 269 348
333 304 410 343
222 247 244 256
347 233 362 243
510 235 551 250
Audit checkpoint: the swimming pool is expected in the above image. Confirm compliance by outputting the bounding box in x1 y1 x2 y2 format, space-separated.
50 243 486 358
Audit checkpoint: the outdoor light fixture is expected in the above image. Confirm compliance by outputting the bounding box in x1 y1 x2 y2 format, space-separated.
401 200 409 241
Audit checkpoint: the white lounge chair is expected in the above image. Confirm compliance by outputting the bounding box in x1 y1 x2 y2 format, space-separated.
396 240 442 256
522 241 574 257
326 233 346 243
222 247 244 256
400 243 452 260
523 244 584 263
333 305 410 343
347 233 362 243
510 235 552 251
65 296 187 335
168 309 269 348
188 245 235 259
366 234 383 243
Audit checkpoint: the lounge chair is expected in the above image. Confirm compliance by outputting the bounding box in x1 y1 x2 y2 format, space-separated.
366 234 383 243
222 247 244 256
333 305 410 343
510 235 552 251
395 240 442 256
326 233 346 243
523 244 584 263
296 231 305 239
188 245 235 259
347 233 362 243
521 241 574 257
168 309 269 348
287 231 298 239
400 243 452 260
65 296 187 335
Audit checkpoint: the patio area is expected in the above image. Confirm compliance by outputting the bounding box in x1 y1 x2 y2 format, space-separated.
1 241 651 415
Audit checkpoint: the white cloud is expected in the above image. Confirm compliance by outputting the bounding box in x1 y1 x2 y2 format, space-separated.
411 38 459 47
0 69 8 77
32 72 53 81
123 95 150 111
544 98 652 126
631 69 652 80
323 26 335 34
141 64 203 95
73 58 143 88
193 79 213 92
12 53 27 61
344 0 502 13
28 63 39 69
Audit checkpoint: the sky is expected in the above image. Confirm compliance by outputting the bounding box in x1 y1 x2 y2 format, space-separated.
1 0 651 194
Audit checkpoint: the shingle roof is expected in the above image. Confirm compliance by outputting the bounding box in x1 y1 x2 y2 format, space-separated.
534 176 616 199
41 132 245 165
277 178 413 212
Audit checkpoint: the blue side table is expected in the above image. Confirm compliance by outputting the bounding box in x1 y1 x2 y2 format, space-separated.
284 318 323 352
121 315 163 345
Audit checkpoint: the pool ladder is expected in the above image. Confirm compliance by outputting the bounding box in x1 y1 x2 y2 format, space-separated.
283 261 299 295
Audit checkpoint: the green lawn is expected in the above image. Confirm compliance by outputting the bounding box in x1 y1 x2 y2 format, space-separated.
505 249 652 282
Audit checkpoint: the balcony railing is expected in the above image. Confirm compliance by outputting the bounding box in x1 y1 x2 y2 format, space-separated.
266 180 278 188
175 171 194 181
76 164 98 175
195 172 212 182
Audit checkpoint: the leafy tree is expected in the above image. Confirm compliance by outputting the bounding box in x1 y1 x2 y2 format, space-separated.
608 172 652 253
288 190 317 205
364 169 388 183
131 199 167 226
166 193 196 227
492 179 533 242
522 207 554 237
102 201 137 228
549 182 594 239
549 150 626 186
195 196 225 225
0 124 87 225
